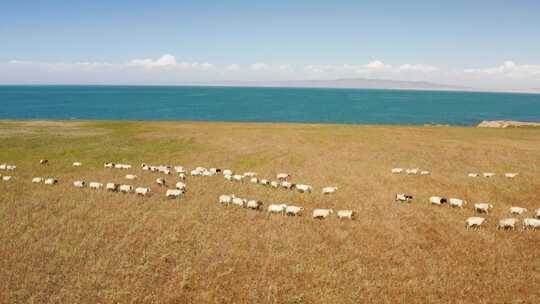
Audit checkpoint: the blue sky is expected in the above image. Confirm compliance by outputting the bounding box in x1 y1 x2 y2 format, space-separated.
1 0 539 89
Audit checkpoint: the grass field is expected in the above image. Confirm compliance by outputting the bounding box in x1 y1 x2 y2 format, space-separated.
1 120 540 303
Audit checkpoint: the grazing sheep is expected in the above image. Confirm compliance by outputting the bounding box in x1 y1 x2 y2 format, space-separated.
209 168 221 174
449 198 467 208
322 186 338 195
474 203 494 214
73 180 85 188
509 207 527 215
175 182 186 190
270 181 279 189
468 173 479 177
135 187 151 196
104 162 115 168
286 206 304 216
141 163 150 171
296 184 312 193
523 218 540 230
119 184 133 193
72 162 82 167
337 210 355 220
39 159 48 165
125 174 137 180
268 204 287 215
232 197 247 207
276 173 290 180
259 179 270 186
313 209 334 219
202 170 215 177
219 194 235 205
166 189 184 198
466 217 487 229
2 176 13 181
391 168 403 174
178 173 186 180
497 218 517 230
106 183 119 192
406 168 419 175
89 182 103 190
0 164 6 170
280 181 295 190
115 164 132 170
430 196 448 206
156 178 166 187
244 172 257 178
44 178 58 185
224 174 233 181
232 174 244 182
246 199 263 210
174 166 186 174
223 169 233 176
6 165 16 171
483 172 496 178
250 177 259 184
395 193 413 202
190 169 202 176
420 170 430 175
505 173 519 178
32 177 44 183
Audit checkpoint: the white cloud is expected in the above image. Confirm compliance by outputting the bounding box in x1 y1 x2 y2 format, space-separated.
224 64 240 71
366 60 391 70
463 61 540 79
398 64 439 73
250 63 291 72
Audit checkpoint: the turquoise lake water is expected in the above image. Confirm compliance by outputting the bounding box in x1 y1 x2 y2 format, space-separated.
1 85 539 125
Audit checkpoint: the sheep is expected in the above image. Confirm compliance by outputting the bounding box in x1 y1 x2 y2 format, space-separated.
395 193 413 202
224 174 233 181
250 177 259 184
523 218 540 230
337 210 355 220
449 198 467 208
259 179 270 186
276 173 290 180
232 175 244 182
40 159 48 165
270 181 279 189
89 182 103 190
536 208 540 219
209 168 221 174
483 172 496 178
497 218 517 230
106 183 119 192
125 174 137 180
391 168 403 174
6 165 16 171
178 173 186 180
156 178 166 187
190 169 203 176
406 168 419 175
73 180 85 188
286 206 304 216
175 182 186 191
104 162 115 169
44 178 58 185
232 197 247 207
119 184 133 193
296 184 312 193
430 196 448 206
244 172 257 178
509 207 527 215
135 187 151 196
2 176 13 181
466 217 487 229
468 173 479 177
246 200 263 210
280 181 295 190
268 204 287 215
174 166 186 174
202 170 215 177
223 169 233 176
166 189 184 199
115 164 132 170
322 186 338 195
474 203 494 214
72 161 82 167
32 177 44 183
162 168 172 175
505 173 519 178
420 170 430 175
219 194 235 205
313 209 334 219
141 163 150 171
0 164 6 170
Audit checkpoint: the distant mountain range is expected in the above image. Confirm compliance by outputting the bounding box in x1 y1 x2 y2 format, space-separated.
205 78 471 91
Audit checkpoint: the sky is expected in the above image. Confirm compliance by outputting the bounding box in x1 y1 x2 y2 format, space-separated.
1 0 539 89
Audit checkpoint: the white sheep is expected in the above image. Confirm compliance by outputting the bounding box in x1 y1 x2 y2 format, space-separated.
40 159 48 165
313 209 333 219
285 206 304 216
259 179 270 186
174 166 186 174
106 183 119 192
0 164 6 170
2 176 13 181
232 175 244 182
178 173 186 180
466 217 487 229
119 184 133 193
468 173 479 177
483 172 496 178
474 203 493 214
449 198 467 208
175 182 186 191
32 177 44 183
430 196 448 206
391 168 403 174
89 182 103 190
73 180 85 188
395 193 413 202
497 218 517 230
244 172 257 178
135 187 151 196
224 174 233 181
250 177 259 184
156 178 166 187
322 186 338 195
246 200 263 210
44 178 58 185
104 162 115 168
125 174 137 180
420 170 430 175
509 207 527 215
276 173 290 180
223 169 233 176
219 194 234 205
523 218 540 230
337 210 355 220
190 169 202 176
406 168 419 175
72 162 82 167
166 189 184 198
505 173 519 178
6 165 16 171
268 204 287 215
270 181 279 189
280 181 295 190
232 197 247 207
296 184 312 193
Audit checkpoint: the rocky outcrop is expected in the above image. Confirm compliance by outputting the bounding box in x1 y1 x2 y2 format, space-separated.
477 120 540 128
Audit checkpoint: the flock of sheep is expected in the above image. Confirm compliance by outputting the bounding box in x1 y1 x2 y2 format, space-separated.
1 160 539 229
391 167 540 230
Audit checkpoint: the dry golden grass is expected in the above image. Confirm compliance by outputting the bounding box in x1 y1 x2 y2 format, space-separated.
1 120 540 303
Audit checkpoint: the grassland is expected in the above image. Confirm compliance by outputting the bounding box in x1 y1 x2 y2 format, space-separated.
1 120 540 303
